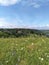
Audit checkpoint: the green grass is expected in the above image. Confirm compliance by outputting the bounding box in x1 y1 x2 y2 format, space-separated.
0 35 49 65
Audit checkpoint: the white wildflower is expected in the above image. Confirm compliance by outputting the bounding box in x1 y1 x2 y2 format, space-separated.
41 58 44 61
21 47 24 50
32 43 34 45
42 39 45 43
38 49 41 52
39 57 44 61
47 55 49 58
39 57 41 59
45 53 47 55
6 60 8 63
18 58 20 62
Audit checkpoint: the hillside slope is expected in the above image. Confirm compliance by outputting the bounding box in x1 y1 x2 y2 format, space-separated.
0 28 45 37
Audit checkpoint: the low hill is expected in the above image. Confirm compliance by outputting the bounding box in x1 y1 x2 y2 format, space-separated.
0 28 48 38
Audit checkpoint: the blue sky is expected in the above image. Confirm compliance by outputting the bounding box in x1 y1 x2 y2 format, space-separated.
0 0 49 28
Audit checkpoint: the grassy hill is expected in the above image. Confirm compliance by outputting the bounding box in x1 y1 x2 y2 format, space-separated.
0 35 49 65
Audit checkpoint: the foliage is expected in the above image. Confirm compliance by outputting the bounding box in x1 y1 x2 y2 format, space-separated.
0 29 45 38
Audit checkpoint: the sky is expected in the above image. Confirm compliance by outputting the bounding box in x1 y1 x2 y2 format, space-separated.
0 0 49 29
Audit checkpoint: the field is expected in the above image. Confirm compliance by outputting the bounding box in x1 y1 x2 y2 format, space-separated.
0 35 49 65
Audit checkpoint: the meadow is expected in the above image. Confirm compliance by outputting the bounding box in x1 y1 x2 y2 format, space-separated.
0 35 49 65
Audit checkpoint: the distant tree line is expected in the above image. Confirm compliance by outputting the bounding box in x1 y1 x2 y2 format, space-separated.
0 28 46 38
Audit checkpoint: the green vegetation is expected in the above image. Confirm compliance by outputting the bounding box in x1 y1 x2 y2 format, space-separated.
0 35 49 65
0 29 45 38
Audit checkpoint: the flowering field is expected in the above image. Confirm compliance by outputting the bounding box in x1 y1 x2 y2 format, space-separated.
0 35 49 65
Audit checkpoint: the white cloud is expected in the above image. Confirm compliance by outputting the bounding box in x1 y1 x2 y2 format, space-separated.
0 0 49 7
0 0 21 6
29 2 40 8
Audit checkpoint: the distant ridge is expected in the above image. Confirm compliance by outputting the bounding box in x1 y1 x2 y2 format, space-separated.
0 28 45 38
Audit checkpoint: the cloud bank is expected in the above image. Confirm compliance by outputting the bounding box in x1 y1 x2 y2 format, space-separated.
0 18 17 28
0 18 49 29
0 17 27 28
0 0 21 6
0 0 49 7
0 0 49 8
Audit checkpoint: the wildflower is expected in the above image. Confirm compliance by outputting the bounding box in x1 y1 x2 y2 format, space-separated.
21 47 24 50
39 57 44 61
18 58 20 62
6 60 8 63
45 53 47 55
42 39 44 41
39 57 41 59
45 53 49 56
38 49 41 52
42 39 45 43
32 43 34 45
41 58 44 61
47 55 49 58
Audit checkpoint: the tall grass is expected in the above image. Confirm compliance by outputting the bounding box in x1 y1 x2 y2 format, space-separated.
0 35 49 65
